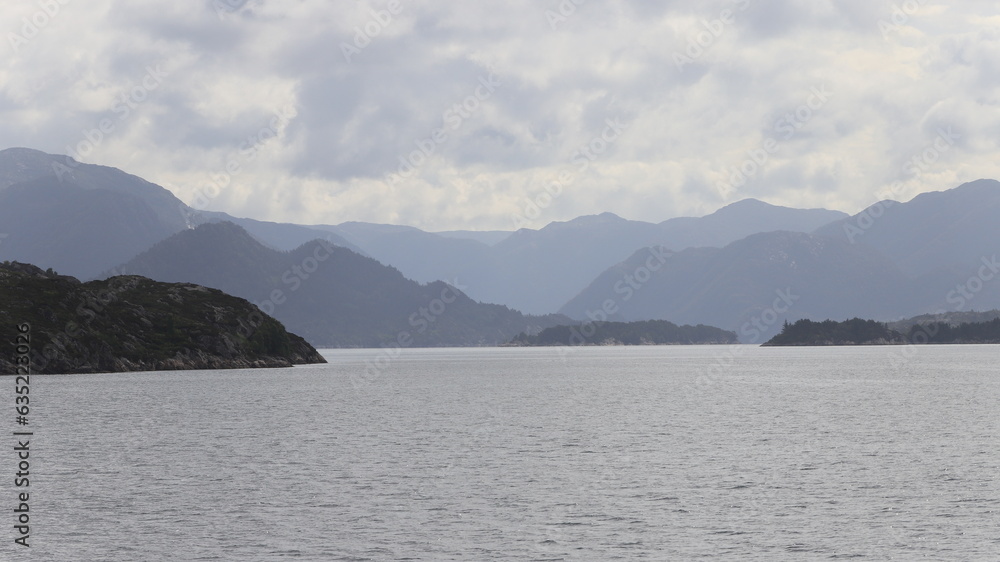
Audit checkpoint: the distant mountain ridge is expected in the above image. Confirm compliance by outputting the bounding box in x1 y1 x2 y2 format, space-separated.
814 179 1000 277
317 202 847 314
560 231 916 342
657 198 846 250
0 148 847 315
0 147 187 231
4 147 1000 345
563 179 1000 341
111 222 570 347
0 148 357 279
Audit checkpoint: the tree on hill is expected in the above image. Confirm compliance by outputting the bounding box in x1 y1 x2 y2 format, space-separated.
509 319 736 346
764 318 904 345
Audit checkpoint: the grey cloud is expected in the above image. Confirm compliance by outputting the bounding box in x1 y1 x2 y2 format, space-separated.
1 1 998 229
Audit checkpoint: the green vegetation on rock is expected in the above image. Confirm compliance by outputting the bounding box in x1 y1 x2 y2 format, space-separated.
763 318 904 346
764 315 1000 346
0 262 325 374
903 318 1000 344
508 319 737 346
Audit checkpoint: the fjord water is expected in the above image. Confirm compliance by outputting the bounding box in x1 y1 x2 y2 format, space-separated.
10 345 1000 560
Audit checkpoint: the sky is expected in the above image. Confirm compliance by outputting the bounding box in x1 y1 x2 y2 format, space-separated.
2 1 999 231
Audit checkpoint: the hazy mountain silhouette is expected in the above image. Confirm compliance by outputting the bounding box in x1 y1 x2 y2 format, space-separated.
814 179 1000 277
315 204 847 315
560 231 915 342
308 221 492 289
0 148 356 278
0 147 848 315
112 222 570 347
196 210 363 254
0 147 190 230
813 178 1000 315
434 229 511 245
0 149 193 278
562 180 1000 340
0 174 187 280
657 198 847 249
6 147 999 337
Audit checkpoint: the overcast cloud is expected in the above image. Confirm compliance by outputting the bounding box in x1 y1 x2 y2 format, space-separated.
3 0 999 230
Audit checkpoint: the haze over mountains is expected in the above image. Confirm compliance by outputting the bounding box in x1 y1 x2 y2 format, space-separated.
563 179 1000 341
110 221 569 347
2 147 998 346
561 231 915 342
325 202 847 315
0 148 359 279
814 179 1000 279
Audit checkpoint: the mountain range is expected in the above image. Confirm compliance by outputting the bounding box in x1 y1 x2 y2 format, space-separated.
0 148 357 279
560 231 915 342
0 148 846 313
814 180 1000 280
561 179 1000 341
2 147 998 346
310 201 847 314
110 221 569 347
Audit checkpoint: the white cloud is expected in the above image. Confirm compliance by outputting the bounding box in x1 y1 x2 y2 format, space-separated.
2 0 998 230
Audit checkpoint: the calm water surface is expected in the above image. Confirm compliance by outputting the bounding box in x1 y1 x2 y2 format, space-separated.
5 345 999 560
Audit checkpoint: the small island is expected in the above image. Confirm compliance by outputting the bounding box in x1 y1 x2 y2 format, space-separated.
764 317 1000 346
1 262 326 374
507 319 737 346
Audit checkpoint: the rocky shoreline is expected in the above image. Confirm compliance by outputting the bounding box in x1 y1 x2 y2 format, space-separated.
1 262 326 374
